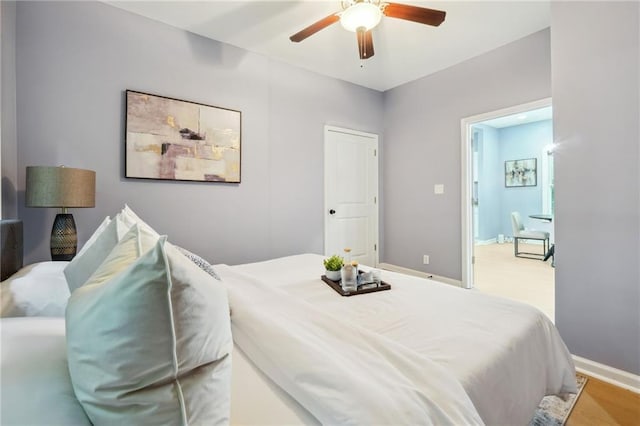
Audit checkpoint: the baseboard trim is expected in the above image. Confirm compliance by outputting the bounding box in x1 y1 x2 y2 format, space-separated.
474 238 497 246
572 355 640 394
378 263 462 287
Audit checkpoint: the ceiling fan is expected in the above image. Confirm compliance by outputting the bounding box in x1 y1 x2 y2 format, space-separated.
289 0 446 60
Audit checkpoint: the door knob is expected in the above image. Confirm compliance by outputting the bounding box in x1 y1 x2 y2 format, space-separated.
329 209 336 215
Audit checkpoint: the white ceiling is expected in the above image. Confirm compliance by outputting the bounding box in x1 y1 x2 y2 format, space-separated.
480 105 552 128
108 1 551 92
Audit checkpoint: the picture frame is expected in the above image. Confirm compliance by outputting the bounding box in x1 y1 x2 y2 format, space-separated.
505 158 537 187
125 90 241 183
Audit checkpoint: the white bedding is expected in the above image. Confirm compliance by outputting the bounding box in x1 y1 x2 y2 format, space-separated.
0 317 317 426
0 262 69 317
1 254 576 425
0 317 91 425
222 265 483 425
219 253 577 425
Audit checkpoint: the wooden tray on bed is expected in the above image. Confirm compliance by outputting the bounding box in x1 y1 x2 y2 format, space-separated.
321 274 391 297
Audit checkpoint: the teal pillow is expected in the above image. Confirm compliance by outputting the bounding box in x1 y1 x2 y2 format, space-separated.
66 239 232 424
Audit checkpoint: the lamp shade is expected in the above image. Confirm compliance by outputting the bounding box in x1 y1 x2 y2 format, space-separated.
26 166 95 208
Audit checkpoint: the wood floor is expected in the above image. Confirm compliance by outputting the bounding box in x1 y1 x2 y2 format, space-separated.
473 243 640 425
473 242 555 321
568 374 640 425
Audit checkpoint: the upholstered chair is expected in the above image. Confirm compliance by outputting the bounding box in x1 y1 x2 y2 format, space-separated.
510 212 549 259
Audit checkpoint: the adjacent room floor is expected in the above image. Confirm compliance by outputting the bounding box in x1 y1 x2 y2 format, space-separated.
473 242 555 322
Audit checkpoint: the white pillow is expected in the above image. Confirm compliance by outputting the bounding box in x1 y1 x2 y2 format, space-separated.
0 262 70 317
66 238 232 425
63 215 130 293
120 204 158 236
76 216 111 257
84 223 159 288
64 207 163 293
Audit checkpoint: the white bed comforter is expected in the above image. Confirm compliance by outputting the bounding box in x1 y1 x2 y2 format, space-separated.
220 264 483 425
218 254 577 425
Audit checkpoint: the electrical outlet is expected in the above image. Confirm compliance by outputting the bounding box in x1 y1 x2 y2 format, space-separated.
423 255 430 264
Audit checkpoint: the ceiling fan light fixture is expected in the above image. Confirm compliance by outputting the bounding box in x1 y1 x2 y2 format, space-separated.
340 2 382 32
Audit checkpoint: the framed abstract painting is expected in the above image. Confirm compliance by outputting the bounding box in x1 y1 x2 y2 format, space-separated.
125 90 241 183
505 158 537 187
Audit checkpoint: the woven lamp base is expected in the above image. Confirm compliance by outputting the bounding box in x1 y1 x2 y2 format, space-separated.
51 213 77 261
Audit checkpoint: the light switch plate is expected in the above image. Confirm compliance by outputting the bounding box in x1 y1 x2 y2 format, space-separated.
434 184 444 194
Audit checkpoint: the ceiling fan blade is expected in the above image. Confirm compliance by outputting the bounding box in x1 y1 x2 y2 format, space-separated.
356 28 375 60
382 2 446 27
289 13 340 42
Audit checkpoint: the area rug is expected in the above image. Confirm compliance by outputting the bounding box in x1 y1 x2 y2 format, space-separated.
529 374 588 426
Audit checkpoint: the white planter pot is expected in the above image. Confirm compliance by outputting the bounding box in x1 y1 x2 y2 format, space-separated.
325 270 341 281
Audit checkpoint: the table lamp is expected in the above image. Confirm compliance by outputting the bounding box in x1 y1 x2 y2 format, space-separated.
25 166 96 261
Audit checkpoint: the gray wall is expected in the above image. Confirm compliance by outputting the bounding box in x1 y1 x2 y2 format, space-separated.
1 1 18 219
14 1 383 265
382 29 551 278
552 1 639 375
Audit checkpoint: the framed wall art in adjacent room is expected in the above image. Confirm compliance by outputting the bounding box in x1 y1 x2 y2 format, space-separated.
125 90 241 183
505 158 537 187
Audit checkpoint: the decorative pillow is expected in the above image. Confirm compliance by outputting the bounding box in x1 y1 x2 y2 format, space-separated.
0 262 70 317
66 238 232 425
83 223 159 288
76 216 111 257
64 206 163 293
175 245 221 280
120 204 158 236
63 215 130 293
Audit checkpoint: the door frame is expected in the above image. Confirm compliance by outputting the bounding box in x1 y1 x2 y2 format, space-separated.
460 97 551 289
324 125 380 266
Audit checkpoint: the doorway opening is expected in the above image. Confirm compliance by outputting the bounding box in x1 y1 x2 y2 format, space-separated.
461 98 555 320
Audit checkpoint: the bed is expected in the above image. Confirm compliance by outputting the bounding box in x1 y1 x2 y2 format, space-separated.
0 217 577 425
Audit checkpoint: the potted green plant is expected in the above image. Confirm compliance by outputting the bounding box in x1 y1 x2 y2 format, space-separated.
323 254 343 281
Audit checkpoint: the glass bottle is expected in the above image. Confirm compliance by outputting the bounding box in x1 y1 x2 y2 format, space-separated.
341 248 357 292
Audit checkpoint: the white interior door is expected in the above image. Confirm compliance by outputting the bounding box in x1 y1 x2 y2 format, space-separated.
324 125 379 267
